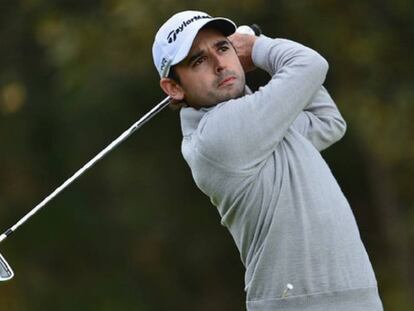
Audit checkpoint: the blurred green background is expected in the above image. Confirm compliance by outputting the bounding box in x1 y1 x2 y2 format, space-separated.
0 0 413 310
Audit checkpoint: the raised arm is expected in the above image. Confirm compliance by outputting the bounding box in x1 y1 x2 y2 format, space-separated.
291 86 347 151
196 35 329 172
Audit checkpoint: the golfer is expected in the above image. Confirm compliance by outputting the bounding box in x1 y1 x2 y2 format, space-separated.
152 10 383 310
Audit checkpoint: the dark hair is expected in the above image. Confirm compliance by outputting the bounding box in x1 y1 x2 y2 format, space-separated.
167 66 180 84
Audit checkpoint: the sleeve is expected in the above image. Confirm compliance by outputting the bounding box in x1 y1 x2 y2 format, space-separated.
195 36 329 172
291 86 347 151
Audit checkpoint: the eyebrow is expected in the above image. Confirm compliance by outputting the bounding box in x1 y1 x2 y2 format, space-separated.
186 39 230 65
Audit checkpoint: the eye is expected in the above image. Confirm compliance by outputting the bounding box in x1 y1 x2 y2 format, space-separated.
219 45 229 52
193 56 206 67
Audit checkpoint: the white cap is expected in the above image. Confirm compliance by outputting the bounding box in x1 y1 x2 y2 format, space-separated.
152 10 237 78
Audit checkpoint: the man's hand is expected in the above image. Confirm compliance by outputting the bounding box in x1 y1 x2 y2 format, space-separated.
228 33 257 73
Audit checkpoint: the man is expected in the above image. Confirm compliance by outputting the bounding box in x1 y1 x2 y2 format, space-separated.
152 10 383 310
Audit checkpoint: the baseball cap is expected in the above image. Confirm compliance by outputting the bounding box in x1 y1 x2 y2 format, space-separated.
152 10 237 78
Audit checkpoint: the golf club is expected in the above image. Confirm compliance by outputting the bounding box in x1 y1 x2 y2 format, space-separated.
0 24 262 282
0 96 171 281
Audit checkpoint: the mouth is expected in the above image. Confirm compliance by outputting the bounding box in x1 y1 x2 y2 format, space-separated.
218 76 236 88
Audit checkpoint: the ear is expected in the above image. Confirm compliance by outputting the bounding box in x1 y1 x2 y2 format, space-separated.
160 78 185 101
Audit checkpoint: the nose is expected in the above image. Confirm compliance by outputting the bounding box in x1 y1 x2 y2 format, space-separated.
212 54 226 74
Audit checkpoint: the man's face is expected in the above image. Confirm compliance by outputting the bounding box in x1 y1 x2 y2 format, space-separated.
172 27 246 108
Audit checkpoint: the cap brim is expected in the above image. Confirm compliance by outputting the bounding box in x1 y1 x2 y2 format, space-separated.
204 18 237 36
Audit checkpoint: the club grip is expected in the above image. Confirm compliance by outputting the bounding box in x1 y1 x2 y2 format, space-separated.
250 24 262 36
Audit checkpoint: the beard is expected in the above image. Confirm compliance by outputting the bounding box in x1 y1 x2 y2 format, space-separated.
183 70 246 108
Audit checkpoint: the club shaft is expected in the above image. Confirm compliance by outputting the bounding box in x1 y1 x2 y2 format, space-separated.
0 96 171 243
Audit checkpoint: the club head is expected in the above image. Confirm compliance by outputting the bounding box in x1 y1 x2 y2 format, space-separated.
0 252 14 281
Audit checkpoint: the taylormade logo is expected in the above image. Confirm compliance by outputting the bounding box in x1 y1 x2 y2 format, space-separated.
167 15 211 43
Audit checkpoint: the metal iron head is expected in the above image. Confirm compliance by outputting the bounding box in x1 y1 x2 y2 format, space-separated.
0 252 14 281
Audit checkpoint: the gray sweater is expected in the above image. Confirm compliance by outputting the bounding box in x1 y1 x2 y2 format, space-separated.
179 36 383 310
